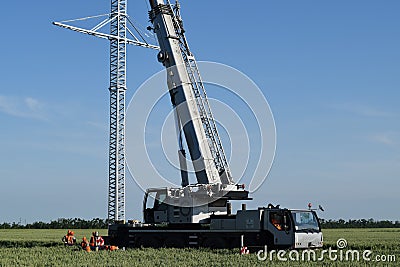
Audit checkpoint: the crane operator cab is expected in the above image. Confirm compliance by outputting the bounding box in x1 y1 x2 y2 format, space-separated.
143 186 248 224
143 187 226 224
143 188 169 224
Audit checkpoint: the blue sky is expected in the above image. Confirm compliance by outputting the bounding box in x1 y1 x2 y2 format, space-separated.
0 0 399 223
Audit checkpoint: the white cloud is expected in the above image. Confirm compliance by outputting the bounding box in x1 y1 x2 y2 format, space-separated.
0 95 47 120
25 97 42 111
369 132 398 146
330 103 395 118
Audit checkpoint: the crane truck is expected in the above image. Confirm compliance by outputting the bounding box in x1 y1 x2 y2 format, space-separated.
108 0 323 250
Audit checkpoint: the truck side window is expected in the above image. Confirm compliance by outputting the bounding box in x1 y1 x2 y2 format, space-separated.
269 212 284 231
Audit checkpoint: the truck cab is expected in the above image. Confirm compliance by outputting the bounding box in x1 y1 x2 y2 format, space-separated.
263 208 323 248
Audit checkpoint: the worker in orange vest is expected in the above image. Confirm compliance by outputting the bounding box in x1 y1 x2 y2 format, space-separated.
81 236 91 252
62 230 76 246
90 231 104 251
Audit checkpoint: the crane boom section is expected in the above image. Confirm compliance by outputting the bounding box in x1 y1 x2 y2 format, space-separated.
149 0 221 184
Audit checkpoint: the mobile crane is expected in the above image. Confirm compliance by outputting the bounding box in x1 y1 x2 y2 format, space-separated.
108 0 323 250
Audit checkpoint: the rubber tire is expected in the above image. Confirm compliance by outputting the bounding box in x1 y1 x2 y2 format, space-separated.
164 236 185 248
138 236 161 248
202 237 226 249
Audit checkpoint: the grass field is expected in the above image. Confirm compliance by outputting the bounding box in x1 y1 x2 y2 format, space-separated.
0 228 398 266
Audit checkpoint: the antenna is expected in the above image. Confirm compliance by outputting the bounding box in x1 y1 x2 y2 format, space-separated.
53 0 159 223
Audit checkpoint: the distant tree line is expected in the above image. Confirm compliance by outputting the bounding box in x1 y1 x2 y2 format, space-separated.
0 218 108 229
320 218 400 228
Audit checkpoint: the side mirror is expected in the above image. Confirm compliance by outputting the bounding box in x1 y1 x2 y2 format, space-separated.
283 214 290 232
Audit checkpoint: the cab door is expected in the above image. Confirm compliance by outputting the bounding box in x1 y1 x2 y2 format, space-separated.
264 209 294 247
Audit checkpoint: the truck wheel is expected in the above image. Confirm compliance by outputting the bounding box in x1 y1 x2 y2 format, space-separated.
138 237 160 248
164 236 185 248
203 237 226 249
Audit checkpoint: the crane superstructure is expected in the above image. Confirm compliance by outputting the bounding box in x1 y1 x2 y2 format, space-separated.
139 0 251 225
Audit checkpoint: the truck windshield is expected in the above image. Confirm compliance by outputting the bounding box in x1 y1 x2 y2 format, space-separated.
291 211 320 232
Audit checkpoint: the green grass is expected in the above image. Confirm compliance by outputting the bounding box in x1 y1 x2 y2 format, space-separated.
0 229 398 266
